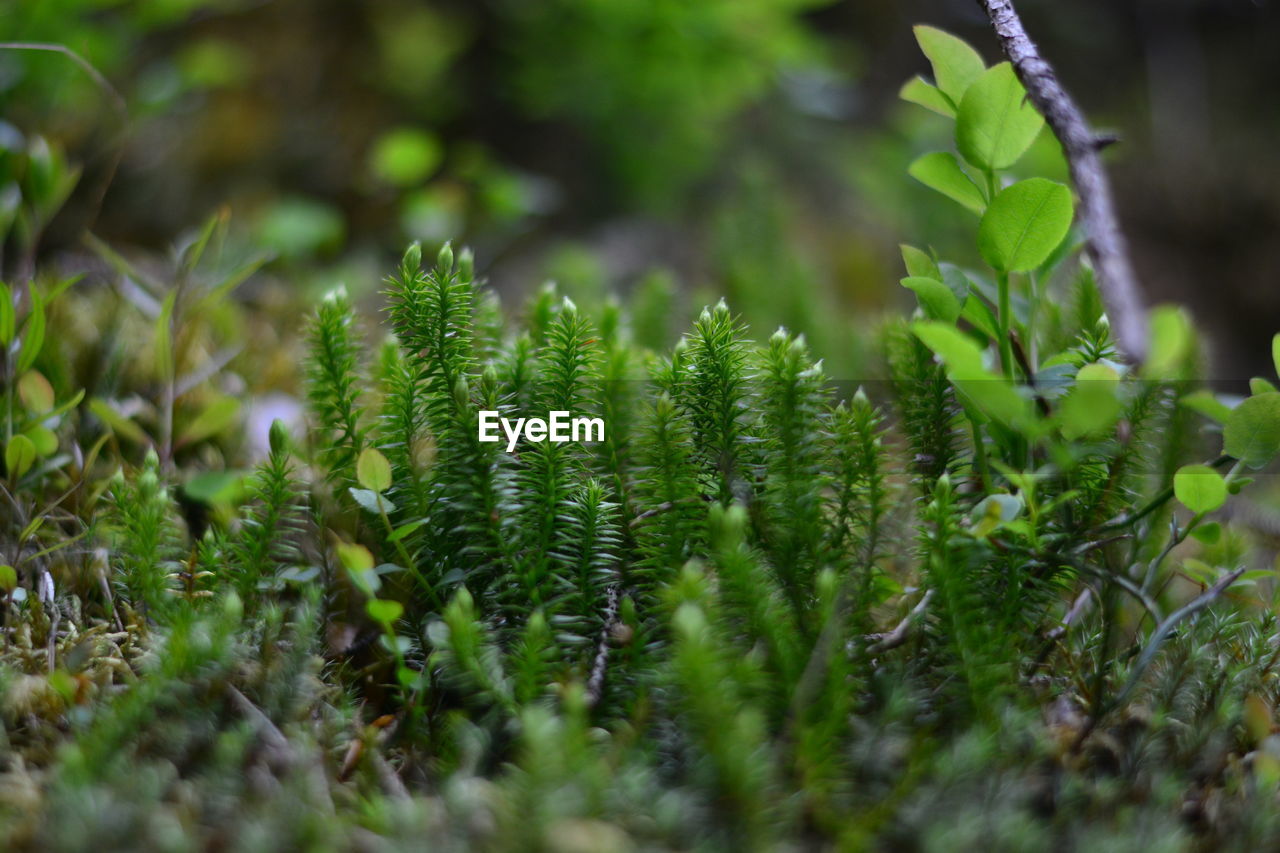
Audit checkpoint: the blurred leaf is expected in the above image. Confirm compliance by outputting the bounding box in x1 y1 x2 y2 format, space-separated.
899 76 954 117
1174 464 1227 514
178 396 241 447
1058 362 1121 439
349 487 395 515
1191 521 1221 544
257 198 345 259
370 128 443 188
24 424 58 457
908 152 985 215
1181 390 1232 424
5 434 36 480
357 447 393 493
901 276 961 323
1224 392 1280 468
183 470 245 504
1144 306 1195 380
1251 377 1278 396
367 598 404 625
16 287 45 374
17 370 54 412
0 281 13 345
971 493 1022 537
912 321 1032 428
89 398 149 444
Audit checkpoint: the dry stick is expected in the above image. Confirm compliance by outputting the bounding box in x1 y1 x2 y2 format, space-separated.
866 588 935 655
977 0 1149 363
585 585 620 708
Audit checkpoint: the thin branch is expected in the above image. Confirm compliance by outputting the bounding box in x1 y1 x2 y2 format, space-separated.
1045 587 1093 643
585 585 620 708
1074 566 1245 749
866 588 934 655
0 43 127 119
977 1 1148 362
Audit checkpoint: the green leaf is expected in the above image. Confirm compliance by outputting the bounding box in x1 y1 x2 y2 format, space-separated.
1143 306 1194 380
356 447 393 493
0 282 13 345
899 76 954 117
901 276 961 323
978 178 1074 273
1273 333 1280 379
338 543 381 597
366 598 404 626
5 434 36 480
1191 521 1222 545
1224 392 1280 468
178 396 241 446
369 128 443 187
956 63 1044 171
388 518 426 542
1174 464 1228 514
908 152 986 215
17 370 54 413
1181 390 1232 424
911 321 1032 427
337 542 374 572
1058 362 1122 439
970 493 1022 538
961 294 1000 341
900 244 941 280
349 487 396 515
16 288 45 374
23 424 57 457
913 25 986 105
0 565 16 593
89 398 149 445
184 470 246 504
1251 377 1278 396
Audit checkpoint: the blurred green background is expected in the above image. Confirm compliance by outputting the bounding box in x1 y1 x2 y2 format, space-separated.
3 0 1279 380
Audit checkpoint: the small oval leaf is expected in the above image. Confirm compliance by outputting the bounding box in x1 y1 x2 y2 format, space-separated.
1224 392 1280 468
901 276 962 323
913 25 986 105
978 178 1074 273
1174 464 1228 514
356 447 393 493
908 152 986 215
5 434 37 480
956 63 1045 171
367 598 404 625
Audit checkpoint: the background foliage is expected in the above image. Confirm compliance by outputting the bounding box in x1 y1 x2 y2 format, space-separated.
3 4 1280 851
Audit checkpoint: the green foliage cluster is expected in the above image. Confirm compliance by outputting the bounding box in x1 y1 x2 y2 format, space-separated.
3 24 1280 853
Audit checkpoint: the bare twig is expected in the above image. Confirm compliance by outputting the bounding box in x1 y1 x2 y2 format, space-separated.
1073 566 1245 750
977 1 1148 362
866 588 935 655
585 586 620 708
1045 587 1093 643
227 683 296 769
